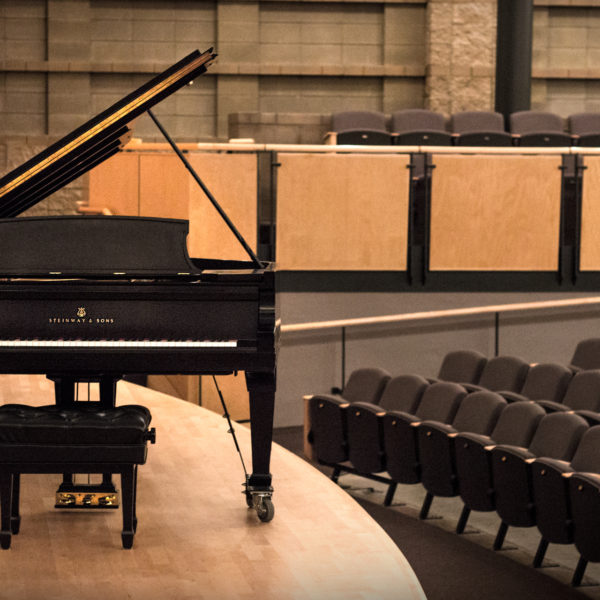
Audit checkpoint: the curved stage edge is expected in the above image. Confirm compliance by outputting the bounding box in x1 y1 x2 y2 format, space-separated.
0 374 425 600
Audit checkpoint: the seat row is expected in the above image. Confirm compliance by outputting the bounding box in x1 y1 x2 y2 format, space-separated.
305 344 600 586
324 109 600 148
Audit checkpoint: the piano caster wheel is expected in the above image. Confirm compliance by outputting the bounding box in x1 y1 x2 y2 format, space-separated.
0 532 11 549
255 497 274 523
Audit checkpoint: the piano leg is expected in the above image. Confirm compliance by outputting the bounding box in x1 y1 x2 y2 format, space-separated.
245 371 276 522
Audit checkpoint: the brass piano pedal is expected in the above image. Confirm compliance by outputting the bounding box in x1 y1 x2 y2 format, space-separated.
55 491 119 509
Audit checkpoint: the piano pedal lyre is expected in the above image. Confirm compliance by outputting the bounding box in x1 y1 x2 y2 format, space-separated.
55 482 119 509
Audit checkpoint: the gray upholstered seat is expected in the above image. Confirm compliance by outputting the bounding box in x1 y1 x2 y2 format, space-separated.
450 111 512 146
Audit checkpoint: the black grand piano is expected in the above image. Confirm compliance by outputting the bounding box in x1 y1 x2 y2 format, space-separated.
0 49 278 521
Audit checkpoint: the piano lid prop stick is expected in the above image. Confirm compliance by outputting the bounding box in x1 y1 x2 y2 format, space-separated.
147 108 264 269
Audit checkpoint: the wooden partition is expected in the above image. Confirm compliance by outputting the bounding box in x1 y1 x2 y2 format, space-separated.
429 154 563 271
275 153 411 271
580 155 600 271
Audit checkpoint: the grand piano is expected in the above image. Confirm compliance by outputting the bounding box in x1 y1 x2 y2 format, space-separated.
0 49 278 521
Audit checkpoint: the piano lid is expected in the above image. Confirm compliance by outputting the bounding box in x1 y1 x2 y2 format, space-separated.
0 48 216 219
0 216 202 278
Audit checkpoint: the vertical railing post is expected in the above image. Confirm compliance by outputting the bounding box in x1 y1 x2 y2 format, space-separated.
341 326 346 391
494 312 500 357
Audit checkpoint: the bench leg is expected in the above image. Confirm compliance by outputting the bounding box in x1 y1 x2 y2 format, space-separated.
121 465 136 549
0 471 13 549
11 473 20 535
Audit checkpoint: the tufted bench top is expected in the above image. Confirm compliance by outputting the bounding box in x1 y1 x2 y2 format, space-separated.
0 404 152 445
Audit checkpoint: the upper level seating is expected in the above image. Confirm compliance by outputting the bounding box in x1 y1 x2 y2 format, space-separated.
326 111 392 145
568 112 600 147
391 109 452 146
509 111 572 147
498 362 573 405
450 111 512 146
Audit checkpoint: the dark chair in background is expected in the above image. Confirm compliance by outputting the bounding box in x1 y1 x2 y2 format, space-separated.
306 367 391 466
454 401 546 533
391 109 452 146
509 111 572 146
325 111 392 145
433 349 487 385
449 111 512 146
568 112 600 147
490 411 588 551
531 425 600 580
536 369 600 422
344 374 429 504
417 390 507 521
498 362 573 405
382 381 467 486
570 338 600 371
463 355 529 394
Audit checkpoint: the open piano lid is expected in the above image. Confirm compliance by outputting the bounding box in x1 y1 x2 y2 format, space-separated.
0 48 268 279
0 48 216 219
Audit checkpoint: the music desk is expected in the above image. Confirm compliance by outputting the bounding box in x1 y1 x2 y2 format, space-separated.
0 374 425 600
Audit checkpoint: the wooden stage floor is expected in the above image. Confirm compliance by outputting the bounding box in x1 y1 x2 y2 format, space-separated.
0 375 425 600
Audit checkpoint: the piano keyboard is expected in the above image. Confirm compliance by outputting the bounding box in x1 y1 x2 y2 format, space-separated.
0 340 238 348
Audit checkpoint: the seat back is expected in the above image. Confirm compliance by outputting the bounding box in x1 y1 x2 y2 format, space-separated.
568 112 600 146
570 338 600 371
477 355 529 392
570 425 600 472
391 109 446 133
518 362 573 402
450 111 505 133
490 401 546 446
342 367 391 404
450 391 506 435
528 412 588 460
436 349 487 384
414 382 467 423
561 370 600 412
510 111 565 135
378 374 429 414
331 111 387 132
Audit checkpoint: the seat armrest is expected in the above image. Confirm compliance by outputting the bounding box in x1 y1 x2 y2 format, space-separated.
498 391 528 403
533 456 573 475
419 420 457 436
537 400 569 413
574 409 600 426
323 131 337 145
491 444 533 461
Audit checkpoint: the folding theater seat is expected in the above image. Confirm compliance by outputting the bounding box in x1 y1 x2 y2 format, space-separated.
325 111 392 145
462 355 529 393
498 362 573 404
536 369 600 423
382 382 467 487
569 338 600 371
305 367 391 468
490 411 588 551
453 401 546 533
431 349 487 385
417 390 507 521
449 110 512 146
531 425 600 578
390 109 452 146
509 110 572 146
344 374 429 504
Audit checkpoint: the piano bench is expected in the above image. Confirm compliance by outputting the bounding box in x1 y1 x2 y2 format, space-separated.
0 403 156 550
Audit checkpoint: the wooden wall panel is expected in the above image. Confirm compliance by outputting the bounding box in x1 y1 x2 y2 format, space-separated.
187 153 258 260
429 155 562 271
88 152 139 215
580 156 600 271
276 153 411 271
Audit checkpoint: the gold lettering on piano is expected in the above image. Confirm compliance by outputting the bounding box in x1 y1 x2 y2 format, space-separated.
77 307 86 318
47 308 115 324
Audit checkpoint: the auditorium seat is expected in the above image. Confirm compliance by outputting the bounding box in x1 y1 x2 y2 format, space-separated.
498 362 573 404
490 411 588 551
417 390 507 522
306 367 391 466
531 425 600 578
433 349 487 385
568 112 600 147
463 354 529 393
535 369 600 422
344 374 429 504
449 111 512 146
390 109 452 146
509 110 572 147
382 381 467 487
570 338 600 371
454 401 545 533
325 111 392 145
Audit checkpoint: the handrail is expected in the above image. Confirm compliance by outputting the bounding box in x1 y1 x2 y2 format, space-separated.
280 295 600 333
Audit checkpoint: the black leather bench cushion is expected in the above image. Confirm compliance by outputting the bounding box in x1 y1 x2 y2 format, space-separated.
0 404 152 445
